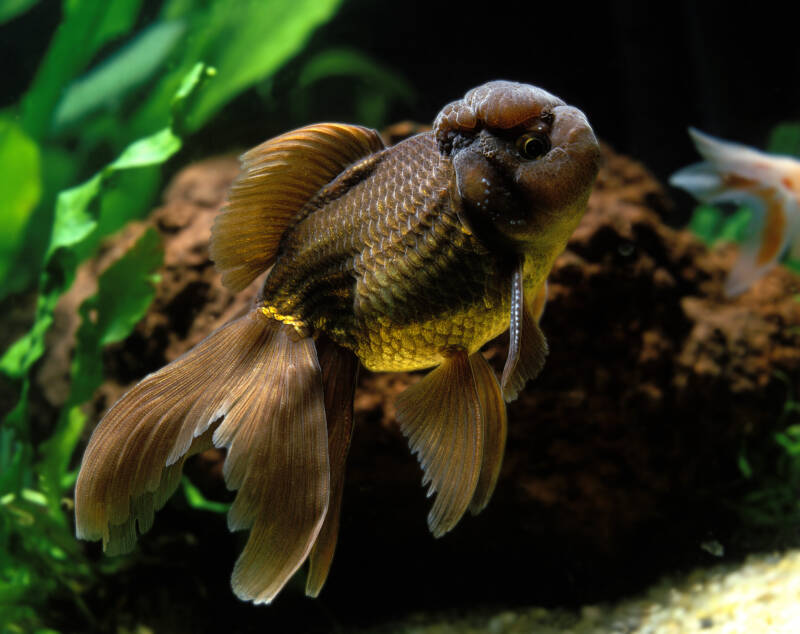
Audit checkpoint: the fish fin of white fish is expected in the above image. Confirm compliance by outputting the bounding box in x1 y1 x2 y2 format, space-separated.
723 188 794 295
211 123 385 292
687 127 773 180
785 194 800 261
501 266 548 402
75 311 331 604
396 349 484 538
306 336 359 598
670 128 776 201
669 161 726 200
467 352 507 515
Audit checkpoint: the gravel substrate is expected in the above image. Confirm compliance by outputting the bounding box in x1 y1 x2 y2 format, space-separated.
364 549 800 634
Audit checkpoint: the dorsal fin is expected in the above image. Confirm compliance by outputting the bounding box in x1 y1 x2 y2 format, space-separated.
211 123 385 292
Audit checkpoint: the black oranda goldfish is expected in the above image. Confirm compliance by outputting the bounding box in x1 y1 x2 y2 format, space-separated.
75 80 600 603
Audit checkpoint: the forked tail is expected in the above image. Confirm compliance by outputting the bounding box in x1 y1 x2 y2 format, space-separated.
75 309 355 603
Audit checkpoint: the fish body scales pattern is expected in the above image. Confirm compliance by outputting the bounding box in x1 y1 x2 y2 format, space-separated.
261 133 511 372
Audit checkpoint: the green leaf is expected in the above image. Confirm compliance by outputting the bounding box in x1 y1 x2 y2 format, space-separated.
21 0 143 139
687 204 722 245
738 453 753 479
717 207 753 243
37 406 87 506
94 228 163 346
188 0 343 128
182 477 230 514
20 489 48 506
45 173 104 260
0 0 39 25
775 432 800 456
0 116 41 297
97 229 163 344
0 300 56 380
1 146 80 300
53 19 187 132
40 117 182 266
110 127 181 170
130 0 343 136
38 228 163 505
0 421 33 493
2 62 210 388
767 122 800 157
687 204 753 246
293 47 415 127
297 48 411 94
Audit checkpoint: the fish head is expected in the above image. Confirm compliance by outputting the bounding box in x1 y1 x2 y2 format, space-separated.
436 81 601 255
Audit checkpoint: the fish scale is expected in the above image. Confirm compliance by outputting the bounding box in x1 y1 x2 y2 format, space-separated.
260 134 511 371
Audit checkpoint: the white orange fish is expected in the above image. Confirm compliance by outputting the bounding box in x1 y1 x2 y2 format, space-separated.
670 128 800 294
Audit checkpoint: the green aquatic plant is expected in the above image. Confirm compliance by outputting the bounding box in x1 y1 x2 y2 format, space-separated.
734 372 800 541
0 0 383 628
0 61 212 633
289 47 416 129
688 204 753 247
0 0 345 301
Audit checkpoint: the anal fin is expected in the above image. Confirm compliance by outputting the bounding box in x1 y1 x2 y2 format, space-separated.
396 349 484 537
501 265 548 402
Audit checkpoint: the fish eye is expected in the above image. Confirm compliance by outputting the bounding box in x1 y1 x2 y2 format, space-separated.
516 133 550 160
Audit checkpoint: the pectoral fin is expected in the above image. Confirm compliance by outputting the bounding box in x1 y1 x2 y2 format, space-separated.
396 349 483 537
501 265 548 402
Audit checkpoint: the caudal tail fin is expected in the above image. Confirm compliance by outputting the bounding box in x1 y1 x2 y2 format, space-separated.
75 310 332 603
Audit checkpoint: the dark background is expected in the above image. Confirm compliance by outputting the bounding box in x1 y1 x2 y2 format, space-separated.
319 0 800 183
4 0 799 189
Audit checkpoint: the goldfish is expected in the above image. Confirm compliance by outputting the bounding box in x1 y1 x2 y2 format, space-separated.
670 128 800 295
75 80 600 603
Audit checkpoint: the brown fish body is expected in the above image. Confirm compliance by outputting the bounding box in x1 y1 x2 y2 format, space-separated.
74 81 600 604
260 132 512 371
259 97 596 371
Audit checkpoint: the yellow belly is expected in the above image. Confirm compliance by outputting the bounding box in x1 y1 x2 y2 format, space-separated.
353 282 510 372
